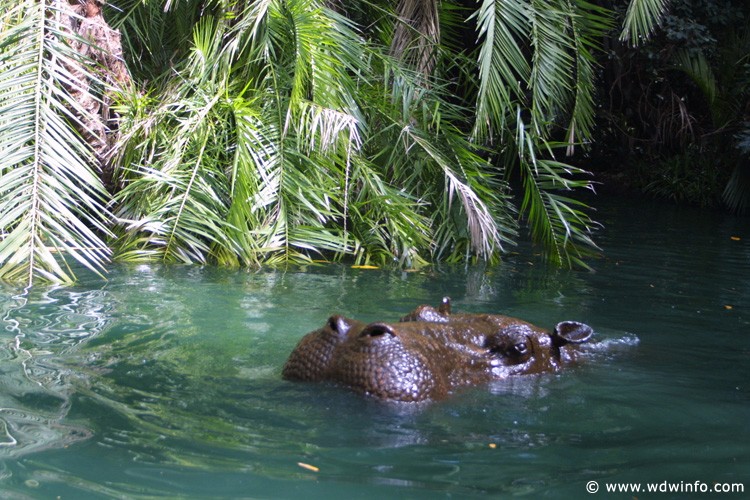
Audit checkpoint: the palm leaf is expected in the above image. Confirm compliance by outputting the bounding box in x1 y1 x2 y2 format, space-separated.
390 0 441 77
112 1 367 266
471 0 530 141
723 159 749 215
563 0 613 154
514 115 599 267
619 0 670 46
109 0 611 270
347 156 432 268
0 0 112 285
111 93 237 263
674 49 716 103
406 129 506 258
360 54 516 264
528 0 575 135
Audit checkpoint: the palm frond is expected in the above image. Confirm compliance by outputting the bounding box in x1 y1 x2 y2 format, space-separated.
563 0 613 154
106 0 202 79
216 97 278 267
514 115 599 267
347 156 432 268
109 0 609 270
529 0 575 135
112 90 236 263
296 100 362 154
0 0 112 285
406 129 506 258
361 55 515 263
112 0 368 266
390 0 441 77
673 49 716 105
620 0 670 46
722 160 750 215
471 0 530 141
228 0 364 264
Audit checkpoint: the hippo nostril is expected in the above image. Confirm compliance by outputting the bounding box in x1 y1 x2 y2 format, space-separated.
327 316 339 331
361 323 396 338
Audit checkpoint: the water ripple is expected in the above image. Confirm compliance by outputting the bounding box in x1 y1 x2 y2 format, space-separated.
0 285 113 460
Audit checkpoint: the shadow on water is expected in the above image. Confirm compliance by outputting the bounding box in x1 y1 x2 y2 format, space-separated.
0 197 748 498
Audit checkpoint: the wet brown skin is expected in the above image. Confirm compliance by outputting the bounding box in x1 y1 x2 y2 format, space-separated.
282 298 594 402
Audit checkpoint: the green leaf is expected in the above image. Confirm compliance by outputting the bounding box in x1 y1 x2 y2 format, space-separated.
472 0 530 141
620 0 670 46
0 0 113 285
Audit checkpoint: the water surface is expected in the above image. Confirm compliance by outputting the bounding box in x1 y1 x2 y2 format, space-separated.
1 197 748 498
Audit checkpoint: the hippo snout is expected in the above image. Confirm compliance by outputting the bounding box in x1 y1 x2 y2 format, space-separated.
332 323 448 402
282 315 364 382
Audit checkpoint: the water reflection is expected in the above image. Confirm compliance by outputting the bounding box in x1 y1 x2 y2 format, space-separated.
0 286 110 459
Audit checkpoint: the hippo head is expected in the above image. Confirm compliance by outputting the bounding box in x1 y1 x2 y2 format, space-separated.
283 299 595 402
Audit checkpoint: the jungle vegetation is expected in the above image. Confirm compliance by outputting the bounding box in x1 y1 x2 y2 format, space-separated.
591 0 750 211
0 0 746 285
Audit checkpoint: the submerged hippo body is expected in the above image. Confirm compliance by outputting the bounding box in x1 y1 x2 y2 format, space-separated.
282 298 594 402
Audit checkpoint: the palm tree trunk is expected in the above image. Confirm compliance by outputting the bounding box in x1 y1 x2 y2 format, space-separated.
63 0 131 190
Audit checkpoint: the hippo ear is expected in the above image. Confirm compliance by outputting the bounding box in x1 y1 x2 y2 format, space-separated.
438 296 452 315
360 323 396 338
553 321 594 345
327 315 353 335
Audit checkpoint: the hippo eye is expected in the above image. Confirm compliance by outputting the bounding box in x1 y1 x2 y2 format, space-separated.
507 341 529 358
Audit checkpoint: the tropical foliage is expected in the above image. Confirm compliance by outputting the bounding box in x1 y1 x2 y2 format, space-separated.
0 0 113 284
1 0 676 284
593 0 750 210
110 4 512 269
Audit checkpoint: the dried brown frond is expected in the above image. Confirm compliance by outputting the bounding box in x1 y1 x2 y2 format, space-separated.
390 0 440 79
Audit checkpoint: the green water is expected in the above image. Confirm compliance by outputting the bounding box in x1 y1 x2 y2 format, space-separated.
1 198 748 499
